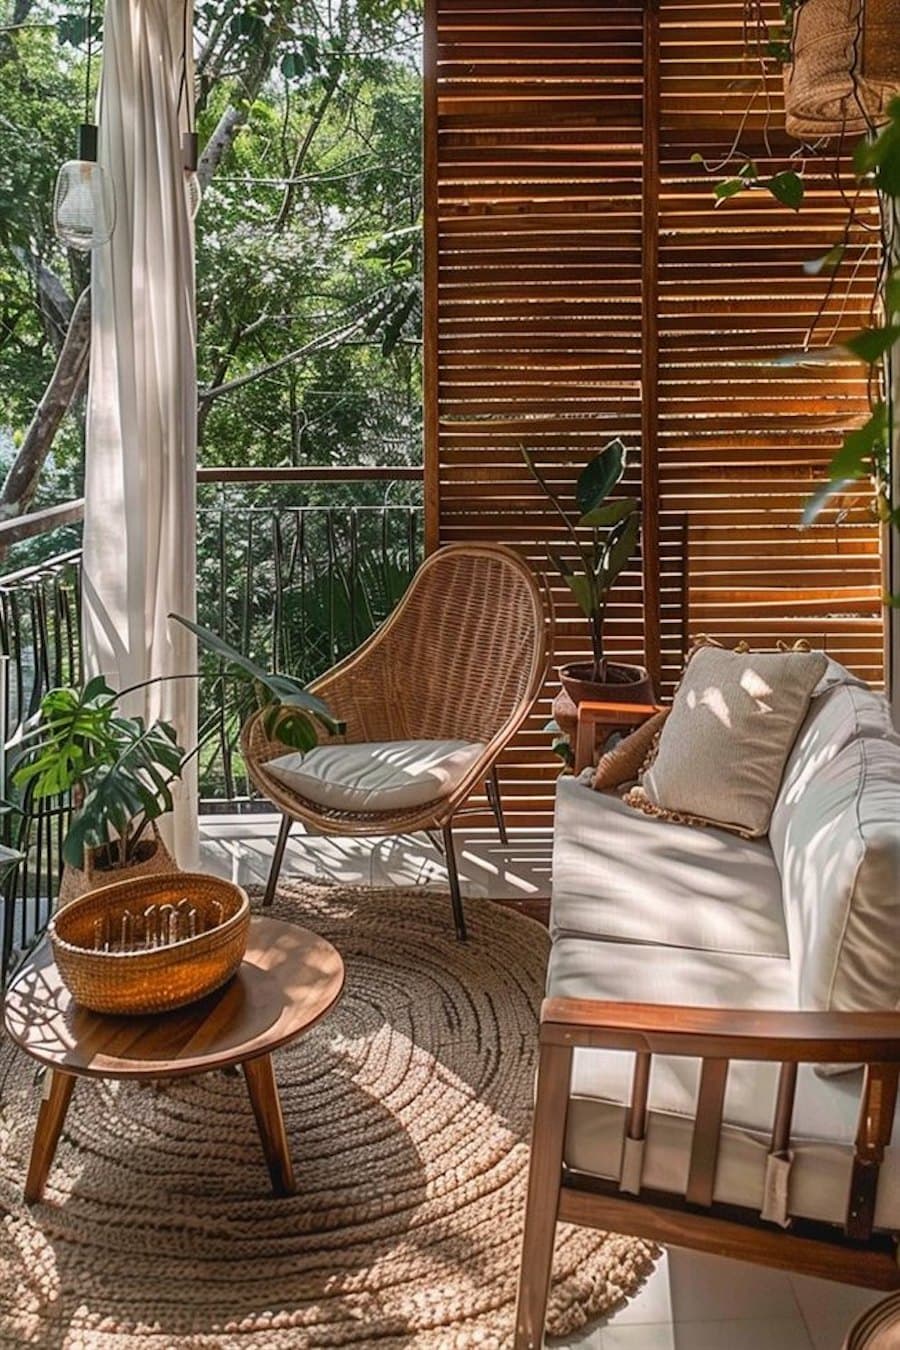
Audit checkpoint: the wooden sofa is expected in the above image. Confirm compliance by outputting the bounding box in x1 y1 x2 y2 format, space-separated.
515 658 900 1348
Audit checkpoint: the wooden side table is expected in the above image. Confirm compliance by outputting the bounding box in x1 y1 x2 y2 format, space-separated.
3 915 344 1202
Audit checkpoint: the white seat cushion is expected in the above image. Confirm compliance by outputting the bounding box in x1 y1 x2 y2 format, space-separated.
264 739 486 813
547 936 900 1230
551 776 788 958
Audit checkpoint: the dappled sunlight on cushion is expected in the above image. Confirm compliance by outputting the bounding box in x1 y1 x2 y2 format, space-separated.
266 738 487 814
740 667 774 712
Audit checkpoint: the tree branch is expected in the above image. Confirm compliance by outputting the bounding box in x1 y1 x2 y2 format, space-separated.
274 64 341 232
0 286 91 528
198 316 363 405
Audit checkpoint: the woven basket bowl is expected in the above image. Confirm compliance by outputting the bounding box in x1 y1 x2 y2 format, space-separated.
49 873 250 1016
784 0 900 138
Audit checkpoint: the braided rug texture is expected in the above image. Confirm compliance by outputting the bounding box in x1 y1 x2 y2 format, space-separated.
0 883 656 1348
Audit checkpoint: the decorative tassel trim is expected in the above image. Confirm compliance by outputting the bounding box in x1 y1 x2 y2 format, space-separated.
622 785 760 841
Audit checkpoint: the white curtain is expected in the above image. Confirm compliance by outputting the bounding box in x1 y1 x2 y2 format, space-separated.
82 0 198 866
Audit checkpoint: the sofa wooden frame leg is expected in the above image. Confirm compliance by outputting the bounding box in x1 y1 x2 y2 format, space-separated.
442 821 467 943
263 813 292 907
514 1041 573 1349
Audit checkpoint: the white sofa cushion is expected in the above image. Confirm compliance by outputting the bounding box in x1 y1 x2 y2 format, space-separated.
265 739 486 813
638 645 827 836
777 736 900 1013
771 674 900 865
551 775 788 958
547 935 900 1230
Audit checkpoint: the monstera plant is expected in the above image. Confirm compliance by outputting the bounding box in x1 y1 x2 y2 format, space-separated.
12 676 186 874
523 439 653 706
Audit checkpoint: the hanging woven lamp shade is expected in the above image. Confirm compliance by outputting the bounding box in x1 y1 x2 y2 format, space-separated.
784 0 900 138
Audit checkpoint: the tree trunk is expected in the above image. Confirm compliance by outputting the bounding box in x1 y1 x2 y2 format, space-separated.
0 287 91 527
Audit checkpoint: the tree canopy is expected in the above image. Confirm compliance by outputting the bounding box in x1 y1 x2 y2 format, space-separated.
0 0 424 531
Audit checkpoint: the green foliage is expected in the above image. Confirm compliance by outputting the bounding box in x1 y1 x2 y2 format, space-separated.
1 0 424 527
523 440 640 680
169 614 343 752
696 34 900 552
575 439 626 516
712 163 803 210
854 99 900 196
11 676 186 867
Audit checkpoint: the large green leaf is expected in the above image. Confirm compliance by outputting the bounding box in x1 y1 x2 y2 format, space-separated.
714 177 748 205
828 402 888 479
169 613 338 729
766 170 803 211
563 572 597 619
886 268 900 321
579 497 638 529
598 511 640 589
844 327 900 365
61 718 187 867
854 98 900 195
574 440 626 516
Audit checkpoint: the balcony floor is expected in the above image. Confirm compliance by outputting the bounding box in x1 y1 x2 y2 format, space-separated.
198 815 882 1350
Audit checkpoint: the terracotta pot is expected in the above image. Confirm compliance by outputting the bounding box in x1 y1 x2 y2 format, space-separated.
784 0 900 138
57 825 179 911
559 661 655 708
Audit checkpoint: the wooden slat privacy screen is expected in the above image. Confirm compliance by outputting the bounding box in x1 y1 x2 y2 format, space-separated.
424 0 884 827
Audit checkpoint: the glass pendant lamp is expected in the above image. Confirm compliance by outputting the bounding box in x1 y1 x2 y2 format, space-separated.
53 0 115 251
54 122 116 251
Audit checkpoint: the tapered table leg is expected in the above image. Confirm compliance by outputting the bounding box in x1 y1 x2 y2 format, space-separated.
242 1053 296 1197
25 1069 76 1204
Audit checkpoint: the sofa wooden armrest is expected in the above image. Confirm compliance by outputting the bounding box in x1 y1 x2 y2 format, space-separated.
515 997 900 1347
540 997 900 1064
574 700 664 773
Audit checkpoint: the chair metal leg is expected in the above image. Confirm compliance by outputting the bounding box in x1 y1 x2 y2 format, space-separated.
263 813 292 907
486 764 509 846
442 822 467 942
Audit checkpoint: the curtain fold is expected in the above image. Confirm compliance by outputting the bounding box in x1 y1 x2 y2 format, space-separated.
83 0 198 866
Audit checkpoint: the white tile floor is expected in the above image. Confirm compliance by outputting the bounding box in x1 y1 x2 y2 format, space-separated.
199 816 885 1350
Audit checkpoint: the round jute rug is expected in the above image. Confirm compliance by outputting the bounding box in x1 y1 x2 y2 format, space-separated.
0 883 656 1349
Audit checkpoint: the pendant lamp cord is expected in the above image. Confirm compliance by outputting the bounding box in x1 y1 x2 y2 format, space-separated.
84 0 93 122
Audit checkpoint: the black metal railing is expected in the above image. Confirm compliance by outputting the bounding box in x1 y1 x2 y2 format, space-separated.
195 477 423 806
0 473 423 977
0 543 83 979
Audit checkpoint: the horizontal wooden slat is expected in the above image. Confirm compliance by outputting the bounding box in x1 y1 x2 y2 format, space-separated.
427 0 884 826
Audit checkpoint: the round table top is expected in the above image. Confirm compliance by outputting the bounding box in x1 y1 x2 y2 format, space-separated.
3 916 344 1081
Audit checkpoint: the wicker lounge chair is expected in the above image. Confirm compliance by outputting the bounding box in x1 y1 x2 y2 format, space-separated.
241 543 551 940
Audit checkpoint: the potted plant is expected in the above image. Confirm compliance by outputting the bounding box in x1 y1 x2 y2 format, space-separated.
522 439 655 706
10 637 336 908
11 676 186 906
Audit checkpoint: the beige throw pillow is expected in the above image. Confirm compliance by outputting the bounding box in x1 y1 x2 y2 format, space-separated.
634 645 827 837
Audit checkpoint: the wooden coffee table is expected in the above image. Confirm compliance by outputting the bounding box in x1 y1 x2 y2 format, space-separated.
3 915 344 1203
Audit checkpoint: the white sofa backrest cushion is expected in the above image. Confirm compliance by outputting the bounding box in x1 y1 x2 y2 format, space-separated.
771 668 899 865
777 736 900 1012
